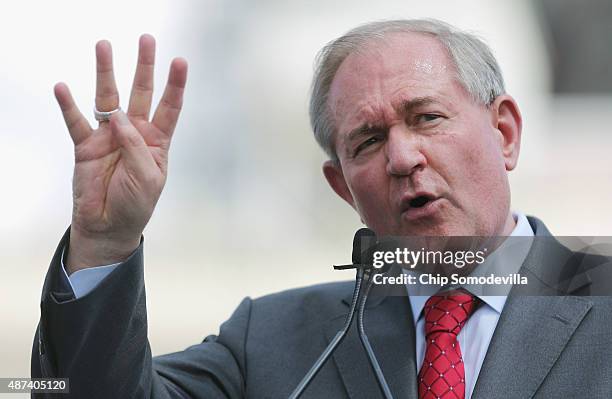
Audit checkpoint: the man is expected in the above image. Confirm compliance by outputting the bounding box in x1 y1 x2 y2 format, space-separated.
32 19 612 398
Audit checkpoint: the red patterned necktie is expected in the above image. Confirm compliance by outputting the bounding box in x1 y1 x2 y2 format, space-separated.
418 290 479 399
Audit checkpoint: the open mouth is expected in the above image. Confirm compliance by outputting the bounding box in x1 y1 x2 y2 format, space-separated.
401 193 442 220
409 195 434 209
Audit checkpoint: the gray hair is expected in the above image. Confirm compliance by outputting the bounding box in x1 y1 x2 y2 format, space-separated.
309 19 506 161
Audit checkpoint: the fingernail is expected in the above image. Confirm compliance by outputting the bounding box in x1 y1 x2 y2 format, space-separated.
116 111 129 125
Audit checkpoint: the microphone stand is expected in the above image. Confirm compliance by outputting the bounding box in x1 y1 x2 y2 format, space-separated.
288 264 394 399
288 266 366 399
357 269 394 399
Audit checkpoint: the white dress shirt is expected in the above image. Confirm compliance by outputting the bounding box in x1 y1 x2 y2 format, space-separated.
407 211 534 398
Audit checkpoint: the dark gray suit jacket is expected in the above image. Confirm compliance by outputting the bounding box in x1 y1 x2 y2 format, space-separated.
32 217 612 398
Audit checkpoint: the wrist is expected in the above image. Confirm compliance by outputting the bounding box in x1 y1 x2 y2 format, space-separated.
66 225 141 275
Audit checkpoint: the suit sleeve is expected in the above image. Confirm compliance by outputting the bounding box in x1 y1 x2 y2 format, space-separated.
31 229 250 399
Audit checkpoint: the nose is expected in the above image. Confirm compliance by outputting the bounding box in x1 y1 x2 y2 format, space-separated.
385 126 427 176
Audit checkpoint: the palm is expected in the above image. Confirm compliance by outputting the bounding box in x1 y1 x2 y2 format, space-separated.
71 122 159 233
55 34 187 240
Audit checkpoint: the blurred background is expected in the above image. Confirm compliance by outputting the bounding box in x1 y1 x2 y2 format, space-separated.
1 0 611 395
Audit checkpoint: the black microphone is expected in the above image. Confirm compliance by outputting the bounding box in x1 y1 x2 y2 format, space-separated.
349 229 394 398
288 228 375 399
333 228 377 271
338 229 395 398
353 227 377 265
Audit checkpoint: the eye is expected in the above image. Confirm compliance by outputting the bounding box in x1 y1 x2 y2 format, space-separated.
354 136 380 155
416 113 442 123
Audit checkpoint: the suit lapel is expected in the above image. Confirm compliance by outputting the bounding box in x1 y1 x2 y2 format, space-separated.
325 276 418 399
472 217 593 399
471 294 591 398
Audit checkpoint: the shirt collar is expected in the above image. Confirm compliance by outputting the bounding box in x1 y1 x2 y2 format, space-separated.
406 211 534 325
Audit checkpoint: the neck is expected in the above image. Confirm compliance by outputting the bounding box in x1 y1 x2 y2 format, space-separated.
500 211 517 236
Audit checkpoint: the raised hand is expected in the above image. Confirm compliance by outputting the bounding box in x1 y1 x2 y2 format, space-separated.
54 35 188 274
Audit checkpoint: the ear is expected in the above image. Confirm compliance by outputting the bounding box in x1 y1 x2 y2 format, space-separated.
491 94 522 171
322 160 356 209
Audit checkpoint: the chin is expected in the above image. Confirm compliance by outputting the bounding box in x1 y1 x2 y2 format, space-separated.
398 219 475 238
366 212 475 237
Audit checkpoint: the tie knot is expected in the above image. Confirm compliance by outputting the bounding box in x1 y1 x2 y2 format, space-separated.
423 289 478 336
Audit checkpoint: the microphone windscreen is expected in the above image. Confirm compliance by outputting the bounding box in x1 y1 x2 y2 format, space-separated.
352 228 377 265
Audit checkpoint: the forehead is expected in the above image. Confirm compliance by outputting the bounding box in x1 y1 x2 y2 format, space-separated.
328 32 461 128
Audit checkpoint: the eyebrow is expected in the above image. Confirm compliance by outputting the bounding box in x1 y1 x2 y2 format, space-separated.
345 124 385 145
343 96 441 146
395 96 440 115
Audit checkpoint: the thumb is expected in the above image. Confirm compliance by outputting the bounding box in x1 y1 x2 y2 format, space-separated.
110 111 156 176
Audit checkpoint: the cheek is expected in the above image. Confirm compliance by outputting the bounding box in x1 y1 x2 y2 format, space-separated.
452 128 508 202
345 161 391 217
470 131 506 176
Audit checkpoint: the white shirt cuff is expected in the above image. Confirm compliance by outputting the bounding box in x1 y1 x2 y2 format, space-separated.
60 246 121 299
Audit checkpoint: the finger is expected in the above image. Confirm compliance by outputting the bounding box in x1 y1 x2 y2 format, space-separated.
152 57 188 137
54 82 93 145
127 34 155 120
95 40 120 112
110 110 156 176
